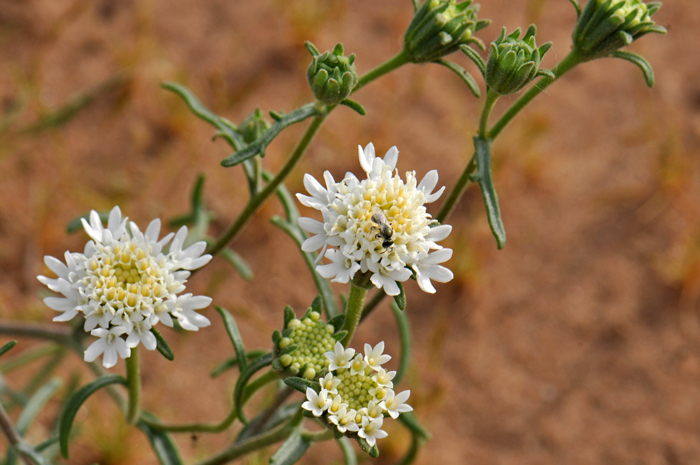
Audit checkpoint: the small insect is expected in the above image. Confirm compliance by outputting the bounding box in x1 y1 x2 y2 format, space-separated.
371 208 394 249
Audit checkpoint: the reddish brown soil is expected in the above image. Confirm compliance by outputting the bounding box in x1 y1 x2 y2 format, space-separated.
1 0 699 464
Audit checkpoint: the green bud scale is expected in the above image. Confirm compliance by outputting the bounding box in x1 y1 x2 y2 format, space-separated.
485 25 554 96
306 42 359 106
403 0 491 63
237 108 271 145
572 0 666 60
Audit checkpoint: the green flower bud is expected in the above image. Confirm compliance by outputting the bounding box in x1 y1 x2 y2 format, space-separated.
572 0 666 60
485 25 554 96
403 0 491 63
238 108 271 144
306 42 358 105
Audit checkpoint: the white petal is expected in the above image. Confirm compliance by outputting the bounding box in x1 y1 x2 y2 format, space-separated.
298 217 325 234
145 218 161 242
418 170 438 194
303 174 328 201
44 256 68 278
102 348 118 368
416 272 436 293
142 331 157 351
383 146 399 170
43 297 75 311
84 339 106 362
426 225 452 242
425 185 446 203
107 206 122 231
301 234 327 252
81 218 102 243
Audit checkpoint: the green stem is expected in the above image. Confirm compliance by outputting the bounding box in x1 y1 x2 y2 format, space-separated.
241 370 278 405
207 112 328 257
359 289 386 322
142 407 237 434
478 88 500 139
125 347 141 425
353 50 410 94
340 284 369 347
489 49 583 139
301 429 334 442
436 152 477 223
194 408 303 465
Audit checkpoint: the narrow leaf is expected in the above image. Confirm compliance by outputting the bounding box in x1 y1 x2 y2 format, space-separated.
220 103 319 167
434 59 481 98
16 378 62 436
59 375 127 458
137 413 184 465
459 45 487 77
283 377 321 394
233 353 273 424
270 428 311 465
612 50 656 88
398 412 431 441
567 0 582 17
391 303 411 384
12 443 51 465
411 0 420 10
472 136 506 249
393 282 407 311
215 307 247 372
340 98 367 116
236 402 300 443
150 327 174 361
0 340 17 357
336 437 358 465
395 435 421 465
220 248 253 281
357 437 380 458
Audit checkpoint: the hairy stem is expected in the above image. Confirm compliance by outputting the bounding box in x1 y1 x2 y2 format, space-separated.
125 347 141 424
352 50 409 94
478 88 500 139
340 284 369 347
0 402 39 465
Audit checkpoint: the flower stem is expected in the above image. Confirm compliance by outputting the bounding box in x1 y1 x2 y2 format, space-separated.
125 347 141 425
340 284 369 347
352 50 409 94
142 407 238 434
489 49 583 139
194 408 303 465
478 88 500 139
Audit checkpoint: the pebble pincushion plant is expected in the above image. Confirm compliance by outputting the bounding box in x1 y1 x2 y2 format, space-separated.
38 206 212 368
0 1 667 464
297 143 454 296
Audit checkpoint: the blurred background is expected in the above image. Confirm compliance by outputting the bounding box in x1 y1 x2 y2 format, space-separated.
1 0 698 463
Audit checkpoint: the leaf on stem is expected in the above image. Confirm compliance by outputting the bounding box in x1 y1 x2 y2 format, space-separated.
215 307 247 372
220 248 253 281
340 98 367 116
357 437 380 458
233 353 274 424
0 340 17 358
393 282 407 311
567 0 582 17
283 377 321 394
137 412 185 465
470 136 506 249
220 104 320 167
459 45 487 77
161 82 244 150
150 327 174 361
270 428 311 465
59 375 127 458
434 59 481 98
611 51 656 88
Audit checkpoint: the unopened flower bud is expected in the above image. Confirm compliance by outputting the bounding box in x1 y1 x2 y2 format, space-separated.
572 0 666 60
403 0 490 63
306 42 358 105
485 25 554 96
238 108 271 144
280 354 293 367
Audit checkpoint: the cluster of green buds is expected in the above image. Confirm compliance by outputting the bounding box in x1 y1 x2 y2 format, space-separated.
571 0 666 60
271 297 346 380
305 42 359 106
237 108 271 145
485 25 554 96
403 0 490 63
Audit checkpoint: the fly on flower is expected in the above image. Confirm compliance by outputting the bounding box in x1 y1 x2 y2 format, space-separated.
38 206 212 368
296 143 454 296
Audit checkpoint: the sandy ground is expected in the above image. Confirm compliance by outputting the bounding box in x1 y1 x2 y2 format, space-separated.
1 0 700 464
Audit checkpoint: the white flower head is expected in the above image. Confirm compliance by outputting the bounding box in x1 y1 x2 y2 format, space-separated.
38 206 213 368
358 416 388 447
324 341 355 371
364 342 391 371
301 388 331 417
297 143 453 296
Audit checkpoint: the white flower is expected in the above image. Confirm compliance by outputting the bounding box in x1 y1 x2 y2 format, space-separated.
358 416 388 447
320 372 341 394
301 388 331 417
324 341 355 371
297 142 453 296
349 353 368 376
328 407 359 433
364 342 391 371
411 247 454 294
371 368 396 388
84 326 131 369
384 389 413 419
37 206 213 368
327 394 348 416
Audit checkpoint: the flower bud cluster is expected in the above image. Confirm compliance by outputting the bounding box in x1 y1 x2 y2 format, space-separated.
403 0 490 63
572 0 665 59
302 341 412 448
272 302 345 380
485 25 554 95
306 42 358 106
